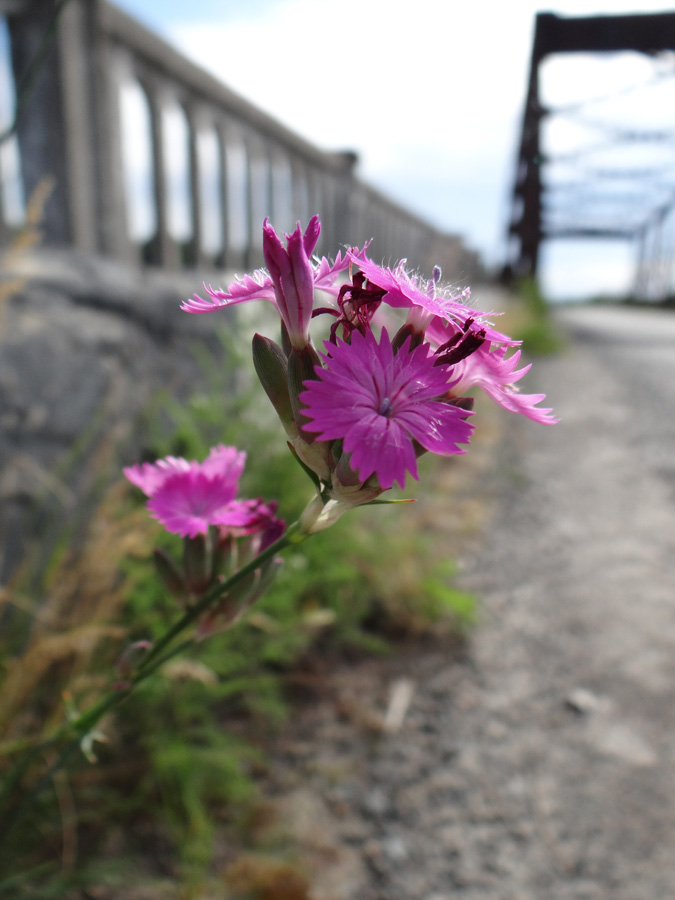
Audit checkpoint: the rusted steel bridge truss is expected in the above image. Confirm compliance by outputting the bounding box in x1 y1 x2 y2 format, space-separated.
506 11 675 300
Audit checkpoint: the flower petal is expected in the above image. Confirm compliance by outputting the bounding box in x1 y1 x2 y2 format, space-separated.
300 328 471 490
181 271 276 313
123 456 191 496
343 414 418 490
148 471 243 538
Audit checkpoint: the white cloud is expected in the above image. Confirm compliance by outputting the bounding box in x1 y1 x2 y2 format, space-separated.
118 0 675 297
165 0 534 262
540 240 635 300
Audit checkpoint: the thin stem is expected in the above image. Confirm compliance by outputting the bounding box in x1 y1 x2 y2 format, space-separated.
0 518 310 850
2 524 303 770
137 520 302 673
0 634 211 854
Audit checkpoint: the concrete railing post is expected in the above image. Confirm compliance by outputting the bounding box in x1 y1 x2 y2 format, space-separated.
4 0 471 277
215 124 229 269
92 0 134 261
142 76 179 268
7 0 74 246
6 0 132 258
185 101 202 268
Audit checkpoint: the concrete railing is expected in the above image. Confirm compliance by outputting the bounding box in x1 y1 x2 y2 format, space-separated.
2 0 471 275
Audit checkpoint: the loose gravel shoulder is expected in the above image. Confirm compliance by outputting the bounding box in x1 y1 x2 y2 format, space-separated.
249 304 675 900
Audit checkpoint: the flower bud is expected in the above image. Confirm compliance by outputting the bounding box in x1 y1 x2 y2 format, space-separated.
287 345 332 481
196 557 283 638
153 548 188 601
252 333 297 434
115 640 152 677
287 345 322 431
262 217 320 350
182 534 212 595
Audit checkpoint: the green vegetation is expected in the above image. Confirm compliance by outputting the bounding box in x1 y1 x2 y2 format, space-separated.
508 277 564 356
0 325 474 897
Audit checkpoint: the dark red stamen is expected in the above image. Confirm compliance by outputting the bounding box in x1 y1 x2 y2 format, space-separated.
322 272 387 342
434 328 486 367
435 330 463 356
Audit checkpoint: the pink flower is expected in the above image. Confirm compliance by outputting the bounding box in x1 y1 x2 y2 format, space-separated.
347 253 473 320
299 328 474 490
148 473 255 539
261 216 319 349
125 445 246 497
123 455 192 496
218 498 285 548
447 341 559 424
347 252 516 346
124 445 251 537
181 217 360 342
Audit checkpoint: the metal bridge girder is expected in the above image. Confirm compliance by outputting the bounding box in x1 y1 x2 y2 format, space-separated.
505 11 675 285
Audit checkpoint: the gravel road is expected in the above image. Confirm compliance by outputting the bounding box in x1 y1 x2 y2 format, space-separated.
257 303 675 900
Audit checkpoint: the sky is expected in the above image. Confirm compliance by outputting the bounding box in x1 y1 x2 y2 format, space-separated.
6 0 675 299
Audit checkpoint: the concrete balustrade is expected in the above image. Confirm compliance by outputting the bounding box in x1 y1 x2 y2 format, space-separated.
3 0 473 276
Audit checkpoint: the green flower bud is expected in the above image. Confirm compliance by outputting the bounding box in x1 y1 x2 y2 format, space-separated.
287 344 322 434
153 548 187 600
252 333 296 433
182 534 211 595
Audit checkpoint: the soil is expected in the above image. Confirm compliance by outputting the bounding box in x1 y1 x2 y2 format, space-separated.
233 305 675 900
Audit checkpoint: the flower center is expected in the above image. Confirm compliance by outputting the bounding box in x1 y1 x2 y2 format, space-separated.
328 272 387 343
378 396 394 417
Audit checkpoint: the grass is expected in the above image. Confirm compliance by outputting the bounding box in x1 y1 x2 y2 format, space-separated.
0 321 476 897
504 277 565 356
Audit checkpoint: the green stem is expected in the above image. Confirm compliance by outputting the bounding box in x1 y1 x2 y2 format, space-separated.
137 520 303 673
0 519 310 850
0 636 197 851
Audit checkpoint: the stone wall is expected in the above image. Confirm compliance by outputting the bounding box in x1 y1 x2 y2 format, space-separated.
0 249 228 583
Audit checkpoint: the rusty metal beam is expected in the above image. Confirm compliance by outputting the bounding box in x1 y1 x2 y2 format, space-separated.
531 11 675 57
504 11 675 285
543 228 635 240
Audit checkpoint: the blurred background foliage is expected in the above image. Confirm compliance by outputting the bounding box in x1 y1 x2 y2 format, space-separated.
505 277 565 356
